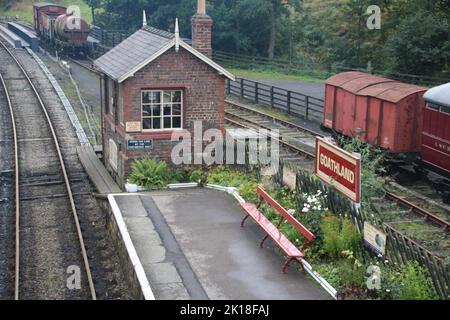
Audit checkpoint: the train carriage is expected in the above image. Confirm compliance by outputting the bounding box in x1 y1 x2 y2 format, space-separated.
422 83 450 177
33 2 92 56
33 2 66 35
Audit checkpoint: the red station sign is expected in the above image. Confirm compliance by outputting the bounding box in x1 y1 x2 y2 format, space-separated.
315 137 361 204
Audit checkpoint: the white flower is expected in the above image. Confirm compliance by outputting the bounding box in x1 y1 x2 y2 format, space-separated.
386 289 390 293
384 260 389 264
377 254 382 258
302 207 309 213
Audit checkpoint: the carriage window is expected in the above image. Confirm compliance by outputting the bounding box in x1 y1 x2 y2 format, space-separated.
141 90 183 130
441 105 450 115
426 103 439 111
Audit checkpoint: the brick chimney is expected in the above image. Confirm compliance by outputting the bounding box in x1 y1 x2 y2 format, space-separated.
191 0 213 59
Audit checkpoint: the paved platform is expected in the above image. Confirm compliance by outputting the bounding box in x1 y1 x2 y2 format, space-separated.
112 188 329 300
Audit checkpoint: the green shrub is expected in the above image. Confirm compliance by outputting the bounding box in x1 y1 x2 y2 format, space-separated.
128 159 177 190
186 167 205 183
237 180 259 203
396 261 437 300
320 214 361 259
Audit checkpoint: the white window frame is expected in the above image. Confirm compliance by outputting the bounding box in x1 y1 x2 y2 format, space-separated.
141 89 184 132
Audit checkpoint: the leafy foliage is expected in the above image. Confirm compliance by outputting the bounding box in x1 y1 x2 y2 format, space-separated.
128 158 177 189
340 137 386 211
320 214 361 259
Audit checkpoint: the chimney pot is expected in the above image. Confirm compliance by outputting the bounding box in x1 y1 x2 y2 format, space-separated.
198 0 206 15
192 0 212 58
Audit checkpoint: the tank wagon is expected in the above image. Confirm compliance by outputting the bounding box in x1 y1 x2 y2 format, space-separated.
323 71 450 203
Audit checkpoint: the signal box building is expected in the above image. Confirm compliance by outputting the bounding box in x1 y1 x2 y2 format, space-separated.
94 0 234 186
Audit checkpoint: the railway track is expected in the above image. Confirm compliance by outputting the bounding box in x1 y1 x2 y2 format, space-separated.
0 40 96 299
225 99 450 258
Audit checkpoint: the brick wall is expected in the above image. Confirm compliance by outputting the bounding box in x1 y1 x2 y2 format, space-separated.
191 13 213 59
102 46 226 187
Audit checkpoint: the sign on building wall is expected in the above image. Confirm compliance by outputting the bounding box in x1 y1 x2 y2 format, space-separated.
315 137 361 203
126 121 141 132
364 222 387 256
127 140 153 150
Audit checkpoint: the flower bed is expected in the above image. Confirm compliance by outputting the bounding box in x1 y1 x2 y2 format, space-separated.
127 160 439 300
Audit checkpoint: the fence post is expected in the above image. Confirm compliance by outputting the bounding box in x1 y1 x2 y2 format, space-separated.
255 82 259 104
240 78 244 99
270 87 274 108
287 91 291 114
305 96 309 120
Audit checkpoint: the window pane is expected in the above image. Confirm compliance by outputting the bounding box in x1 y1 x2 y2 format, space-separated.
164 104 171 116
172 117 181 128
142 92 150 104
142 105 151 117
172 91 182 103
164 92 171 103
143 118 152 130
164 117 171 129
152 105 161 117
151 92 161 104
173 104 181 115
441 106 450 115
152 118 161 129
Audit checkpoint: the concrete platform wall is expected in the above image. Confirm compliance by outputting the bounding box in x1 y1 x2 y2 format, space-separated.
100 196 154 300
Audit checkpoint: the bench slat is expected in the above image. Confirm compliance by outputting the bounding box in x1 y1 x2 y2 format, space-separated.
241 203 303 258
256 187 314 242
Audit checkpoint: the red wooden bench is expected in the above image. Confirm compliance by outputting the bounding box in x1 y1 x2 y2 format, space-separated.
240 186 315 273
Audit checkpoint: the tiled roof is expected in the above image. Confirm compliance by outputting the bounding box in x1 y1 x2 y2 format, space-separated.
94 25 235 82
33 2 66 8
94 27 173 81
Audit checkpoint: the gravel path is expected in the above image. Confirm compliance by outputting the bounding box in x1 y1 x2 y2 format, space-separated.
242 77 325 100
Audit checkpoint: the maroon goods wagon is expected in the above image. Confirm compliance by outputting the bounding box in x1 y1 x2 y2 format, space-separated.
33 3 66 35
323 72 427 153
422 83 450 176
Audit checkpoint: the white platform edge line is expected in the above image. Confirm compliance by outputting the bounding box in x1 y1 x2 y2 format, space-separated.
107 194 155 300
25 48 90 145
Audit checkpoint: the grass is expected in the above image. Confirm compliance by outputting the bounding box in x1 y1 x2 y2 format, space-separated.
227 67 325 84
0 0 92 24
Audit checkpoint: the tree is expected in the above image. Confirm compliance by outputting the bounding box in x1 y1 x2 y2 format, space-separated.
86 0 101 25
383 11 450 76
267 0 301 59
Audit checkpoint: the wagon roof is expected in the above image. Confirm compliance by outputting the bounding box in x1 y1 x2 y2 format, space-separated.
33 3 66 8
423 83 450 108
94 25 235 83
326 71 427 103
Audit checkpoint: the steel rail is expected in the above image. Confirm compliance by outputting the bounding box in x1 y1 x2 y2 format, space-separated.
385 192 450 231
0 41 97 299
224 115 316 158
225 99 325 138
0 73 20 300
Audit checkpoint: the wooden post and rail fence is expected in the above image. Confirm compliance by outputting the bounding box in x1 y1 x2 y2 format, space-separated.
226 77 325 124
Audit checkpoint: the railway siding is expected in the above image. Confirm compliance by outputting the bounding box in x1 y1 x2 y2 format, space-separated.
224 98 450 298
